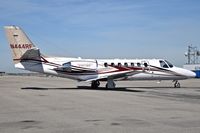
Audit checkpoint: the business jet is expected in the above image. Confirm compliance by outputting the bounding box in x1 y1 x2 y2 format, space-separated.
4 26 196 88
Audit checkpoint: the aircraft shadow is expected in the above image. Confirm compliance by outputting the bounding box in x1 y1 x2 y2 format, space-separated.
21 86 200 93
21 86 145 93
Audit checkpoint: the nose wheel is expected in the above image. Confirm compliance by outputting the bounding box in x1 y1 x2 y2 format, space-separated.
173 80 180 88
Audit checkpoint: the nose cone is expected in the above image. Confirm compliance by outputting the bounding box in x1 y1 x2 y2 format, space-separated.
187 70 196 78
174 67 196 78
181 68 196 78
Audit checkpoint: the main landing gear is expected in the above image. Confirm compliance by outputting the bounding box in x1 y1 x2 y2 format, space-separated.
173 80 180 88
106 79 116 89
91 80 100 88
91 79 116 89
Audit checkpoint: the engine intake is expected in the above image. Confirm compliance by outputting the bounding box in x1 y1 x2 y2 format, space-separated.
61 60 98 72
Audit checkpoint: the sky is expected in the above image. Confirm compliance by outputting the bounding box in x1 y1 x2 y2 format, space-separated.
0 0 200 72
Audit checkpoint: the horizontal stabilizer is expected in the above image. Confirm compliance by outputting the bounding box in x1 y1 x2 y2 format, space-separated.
20 47 41 60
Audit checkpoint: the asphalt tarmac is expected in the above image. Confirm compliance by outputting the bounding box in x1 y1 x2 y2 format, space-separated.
0 76 200 133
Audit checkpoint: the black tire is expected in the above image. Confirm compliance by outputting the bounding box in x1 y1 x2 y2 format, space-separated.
176 83 180 88
91 80 100 88
105 82 116 88
174 82 180 88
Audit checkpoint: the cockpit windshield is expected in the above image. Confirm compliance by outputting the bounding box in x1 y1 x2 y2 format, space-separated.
159 60 168 68
159 60 173 68
165 60 173 68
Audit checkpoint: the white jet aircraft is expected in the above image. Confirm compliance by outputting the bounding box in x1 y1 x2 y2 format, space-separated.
4 26 196 88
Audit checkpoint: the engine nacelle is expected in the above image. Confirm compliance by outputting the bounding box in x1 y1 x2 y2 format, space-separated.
61 60 97 72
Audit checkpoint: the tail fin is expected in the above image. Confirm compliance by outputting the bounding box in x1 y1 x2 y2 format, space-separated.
4 26 41 64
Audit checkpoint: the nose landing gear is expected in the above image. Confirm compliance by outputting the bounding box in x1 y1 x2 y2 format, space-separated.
173 80 180 88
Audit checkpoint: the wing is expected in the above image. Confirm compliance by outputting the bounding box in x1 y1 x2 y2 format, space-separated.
84 66 143 82
54 62 145 82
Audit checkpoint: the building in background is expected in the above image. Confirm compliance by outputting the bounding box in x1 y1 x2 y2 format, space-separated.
0 72 5 76
183 45 200 78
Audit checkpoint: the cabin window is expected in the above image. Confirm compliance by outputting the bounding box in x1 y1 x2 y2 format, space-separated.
159 60 168 68
144 63 148 67
104 62 108 67
118 63 122 67
137 63 141 67
124 62 128 67
131 63 134 67
111 63 115 66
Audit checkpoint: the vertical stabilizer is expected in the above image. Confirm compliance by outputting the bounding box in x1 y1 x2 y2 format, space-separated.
4 26 40 64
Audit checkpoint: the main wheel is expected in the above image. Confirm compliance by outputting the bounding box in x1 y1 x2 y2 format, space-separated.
91 80 100 88
106 81 116 88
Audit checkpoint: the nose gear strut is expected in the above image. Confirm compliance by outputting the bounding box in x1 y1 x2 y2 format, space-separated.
173 80 180 88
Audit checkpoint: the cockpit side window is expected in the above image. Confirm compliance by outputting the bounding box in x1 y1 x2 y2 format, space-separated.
165 60 173 68
159 60 168 68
